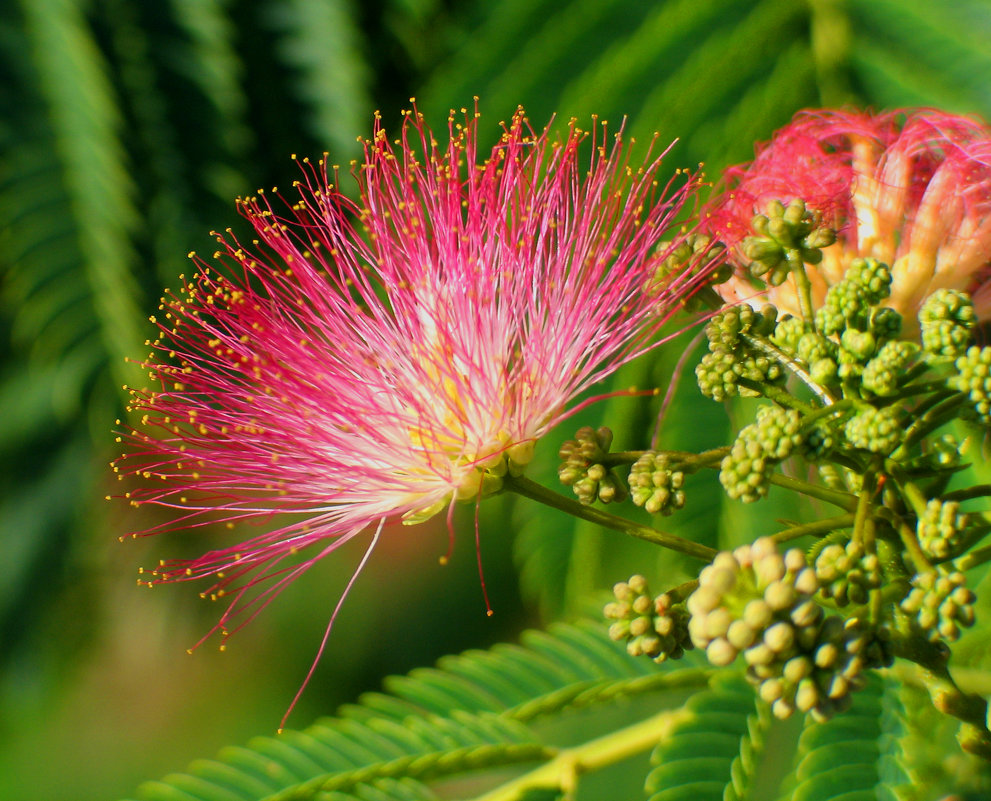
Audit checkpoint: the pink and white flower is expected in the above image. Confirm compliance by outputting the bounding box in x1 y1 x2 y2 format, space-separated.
114 106 706 649
703 108 991 323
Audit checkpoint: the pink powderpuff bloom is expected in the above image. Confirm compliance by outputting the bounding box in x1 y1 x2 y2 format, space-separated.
703 108 991 325
113 105 706 680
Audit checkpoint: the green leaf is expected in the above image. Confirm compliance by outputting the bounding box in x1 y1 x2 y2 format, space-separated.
724 692 777 801
646 673 755 801
268 0 372 162
122 619 712 801
18 0 145 387
790 676 908 801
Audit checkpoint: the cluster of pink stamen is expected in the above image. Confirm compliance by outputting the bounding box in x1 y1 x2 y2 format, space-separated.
113 105 707 657
703 108 991 321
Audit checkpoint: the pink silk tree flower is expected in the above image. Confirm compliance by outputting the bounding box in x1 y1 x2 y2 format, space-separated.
113 105 706 669
703 108 991 324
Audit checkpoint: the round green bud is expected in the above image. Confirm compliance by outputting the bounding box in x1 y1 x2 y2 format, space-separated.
950 345 991 425
843 405 904 454
919 288 976 359
917 499 969 561
628 452 686 516
605 576 693 662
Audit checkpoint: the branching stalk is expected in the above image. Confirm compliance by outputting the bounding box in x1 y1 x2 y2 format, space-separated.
767 473 858 511
771 513 855 543
504 475 717 561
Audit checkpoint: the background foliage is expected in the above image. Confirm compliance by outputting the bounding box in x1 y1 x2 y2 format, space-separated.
3 0 991 798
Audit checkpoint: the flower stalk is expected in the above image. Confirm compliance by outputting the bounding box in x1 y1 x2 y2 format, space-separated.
505 475 716 561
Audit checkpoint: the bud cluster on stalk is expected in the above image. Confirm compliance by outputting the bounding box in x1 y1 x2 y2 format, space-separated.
557 426 627 505
901 570 976 643
596 197 991 746
628 452 686 515
684 538 887 721
604 575 692 663
811 536 883 607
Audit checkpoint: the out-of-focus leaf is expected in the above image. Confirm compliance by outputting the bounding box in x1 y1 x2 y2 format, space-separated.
266 0 372 161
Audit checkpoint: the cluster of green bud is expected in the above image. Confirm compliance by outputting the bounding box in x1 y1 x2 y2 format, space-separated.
771 315 804 352
800 421 836 461
686 538 820 666
950 346 991 425
696 350 785 401
929 434 965 469
719 405 802 502
655 233 731 300
901 571 976 642
843 405 904 454
917 499 970 561
813 538 882 606
628 452 686 516
686 538 880 720
704 305 777 352
604 575 693 663
752 615 888 722
861 340 920 397
815 258 892 336
695 305 784 401
742 199 837 285
869 307 902 341
845 258 893 305
557 426 627 505
919 289 976 359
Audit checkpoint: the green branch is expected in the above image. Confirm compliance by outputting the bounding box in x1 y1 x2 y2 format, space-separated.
894 636 991 761
767 473 858 511
505 475 717 561
470 707 692 801
772 512 856 543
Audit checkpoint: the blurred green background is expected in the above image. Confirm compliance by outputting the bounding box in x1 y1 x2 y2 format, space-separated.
3 0 991 798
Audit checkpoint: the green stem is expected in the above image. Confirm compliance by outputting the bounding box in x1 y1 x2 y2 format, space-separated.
850 467 884 621
954 543 991 572
851 471 876 550
943 484 991 502
886 377 949 402
888 511 934 574
894 635 991 761
767 473 858 512
470 706 692 801
790 260 818 332
505 475 716 561
895 476 929 518
900 394 967 451
509 668 711 723
771 512 855 543
602 451 647 466
658 446 731 472
736 376 817 413
803 398 855 425
740 333 833 406
601 448 729 471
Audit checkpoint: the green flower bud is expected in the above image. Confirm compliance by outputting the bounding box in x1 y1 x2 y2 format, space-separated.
557 426 627 505
628 452 686 516
861 340 919 397
605 576 693 662
843 406 904 454
919 288 976 359
917 499 969 561
950 345 991 425
901 570 975 642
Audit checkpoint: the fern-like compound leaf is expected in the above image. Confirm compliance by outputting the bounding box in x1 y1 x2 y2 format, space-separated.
646 673 755 801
